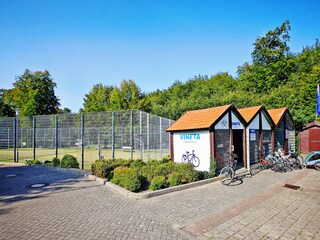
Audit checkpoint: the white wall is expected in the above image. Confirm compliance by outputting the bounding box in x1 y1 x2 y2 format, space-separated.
173 130 211 171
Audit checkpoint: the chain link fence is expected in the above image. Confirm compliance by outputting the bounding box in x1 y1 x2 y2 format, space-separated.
0 110 174 169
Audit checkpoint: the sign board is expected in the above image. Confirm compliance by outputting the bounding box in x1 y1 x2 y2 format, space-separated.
173 130 210 171
250 129 256 141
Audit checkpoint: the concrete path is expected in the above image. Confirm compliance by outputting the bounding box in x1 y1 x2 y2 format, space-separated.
0 163 319 239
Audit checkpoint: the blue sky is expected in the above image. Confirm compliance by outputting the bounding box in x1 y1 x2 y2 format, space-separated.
0 0 319 113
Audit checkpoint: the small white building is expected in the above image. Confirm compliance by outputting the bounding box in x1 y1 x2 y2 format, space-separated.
166 105 246 172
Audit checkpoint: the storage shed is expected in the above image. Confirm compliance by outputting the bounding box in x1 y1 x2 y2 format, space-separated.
238 106 274 167
166 104 246 171
299 121 320 153
268 108 295 153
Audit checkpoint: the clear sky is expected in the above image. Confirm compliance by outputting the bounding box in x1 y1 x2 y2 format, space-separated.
0 0 319 113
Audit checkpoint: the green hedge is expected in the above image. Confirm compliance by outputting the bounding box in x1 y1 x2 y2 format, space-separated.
110 167 141 192
61 154 79 169
91 156 214 192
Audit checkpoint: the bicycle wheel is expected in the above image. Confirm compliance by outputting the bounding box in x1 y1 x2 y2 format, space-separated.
296 154 304 167
291 157 302 169
219 167 234 185
181 155 187 163
192 156 200 167
315 162 320 171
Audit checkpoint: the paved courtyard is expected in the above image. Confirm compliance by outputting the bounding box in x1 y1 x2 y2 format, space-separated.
0 163 319 240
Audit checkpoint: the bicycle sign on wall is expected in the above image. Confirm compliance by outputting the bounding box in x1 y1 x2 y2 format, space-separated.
173 130 210 171
181 150 200 167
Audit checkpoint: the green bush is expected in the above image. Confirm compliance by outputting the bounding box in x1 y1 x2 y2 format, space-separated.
130 159 146 170
197 171 215 180
159 155 171 164
110 167 141 192
60 154 79 169
26 159 42 165
140 160 161 181
167 172 182 187
154 162 175 177
44 160 52 165
52 157 60 167
175 163 198 183
91 159 131 179
149 176 167 191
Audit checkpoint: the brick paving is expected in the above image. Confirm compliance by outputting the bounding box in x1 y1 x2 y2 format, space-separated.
0 163 319 239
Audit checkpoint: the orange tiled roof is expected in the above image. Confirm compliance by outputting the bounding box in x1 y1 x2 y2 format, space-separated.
238 105 263 124
267 108 288 126
166 105 232 131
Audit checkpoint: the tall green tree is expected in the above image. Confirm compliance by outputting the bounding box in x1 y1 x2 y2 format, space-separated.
83 83 114 112
109 80 148 110
238 20 295 92
0 89 15 117
4 69 60 116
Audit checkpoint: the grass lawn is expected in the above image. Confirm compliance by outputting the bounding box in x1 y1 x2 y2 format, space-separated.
0 147 169 170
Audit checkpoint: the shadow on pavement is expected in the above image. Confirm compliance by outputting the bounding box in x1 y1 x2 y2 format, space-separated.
0 164 96 207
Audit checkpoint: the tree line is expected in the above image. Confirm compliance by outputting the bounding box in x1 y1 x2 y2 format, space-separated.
1 21 319 129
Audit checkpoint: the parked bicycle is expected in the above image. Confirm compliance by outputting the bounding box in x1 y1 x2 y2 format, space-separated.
219 153 238 185
181 150 200 167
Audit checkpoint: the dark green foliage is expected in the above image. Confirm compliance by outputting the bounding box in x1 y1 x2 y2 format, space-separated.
91 159 131 178
175 163 198 183
197 171 215 180
153 162 175 177
159 155 171 164
3 69 60 116
110 167 141 192
130 159 147 170
26 159 42 165
140 160 161 181
209 156 217 177
60 154 79 169
44 160 52 165
167 172 182 187
51 157 60 167
149 176 167 191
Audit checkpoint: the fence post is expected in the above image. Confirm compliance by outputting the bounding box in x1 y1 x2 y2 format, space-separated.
130 110 133 159
160 117 162 158
33 116 36 160
147 113 150 160
55 114 58 159
139 111 143 159
81 113 85 169
14 117 17 162
111 112 115 159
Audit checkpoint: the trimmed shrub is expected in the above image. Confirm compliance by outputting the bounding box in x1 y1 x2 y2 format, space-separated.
167 172 182 187
149 176 167 191
110 167 141 192
52 157 60 167
175 163 198 183
60 154 79 169
159 155 171 164
153 162 175 177
44 160 52 165
91 159 131 179
197 171 215 180
130 159 146 170
140 160 161 181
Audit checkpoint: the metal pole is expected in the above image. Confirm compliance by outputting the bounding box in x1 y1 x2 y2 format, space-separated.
160 117 162 159
81 113 85 169
55 114 58 159
147 113 150 160
111 112 115 159
14 118 17 162
130 110 133 160
139 111 143 159
33 116 36 160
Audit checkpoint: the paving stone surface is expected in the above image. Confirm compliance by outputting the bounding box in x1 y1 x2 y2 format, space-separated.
0 163 319 239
